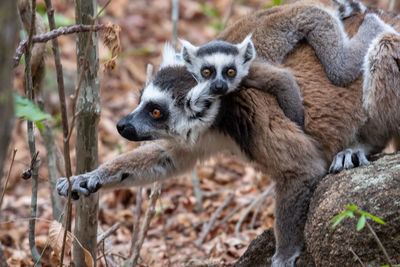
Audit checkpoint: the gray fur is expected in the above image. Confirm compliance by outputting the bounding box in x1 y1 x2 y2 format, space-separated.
257 6 393 87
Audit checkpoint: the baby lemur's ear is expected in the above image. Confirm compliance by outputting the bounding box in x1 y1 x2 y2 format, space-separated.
180 39 198 66
160 42 183 69
237 34 256 64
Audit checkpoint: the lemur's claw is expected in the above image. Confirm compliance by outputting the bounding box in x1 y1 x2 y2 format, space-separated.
329 148 370 174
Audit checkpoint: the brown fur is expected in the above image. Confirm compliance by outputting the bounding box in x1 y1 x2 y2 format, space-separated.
242 60 305 127
57 2 400 266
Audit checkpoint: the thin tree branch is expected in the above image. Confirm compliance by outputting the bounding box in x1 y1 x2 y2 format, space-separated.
235 185 274 236
223 0 237 29
130 187 142 257
131 182 162 267
159 197 171 267
97 222 121 246
171 0 179 50
42 1 73 266
13 24 104 67
365 220 394 266
24 0 42 265
191 169 203 213
349 247 366 267
0 241 8 267
196 192 234 246
0 149 17 209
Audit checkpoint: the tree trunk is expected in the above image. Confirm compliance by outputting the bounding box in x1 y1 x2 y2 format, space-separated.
235 153 400 266
73 0 100 265
0 0 16 182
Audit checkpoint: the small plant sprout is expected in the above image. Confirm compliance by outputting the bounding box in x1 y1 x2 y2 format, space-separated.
330 205 386 231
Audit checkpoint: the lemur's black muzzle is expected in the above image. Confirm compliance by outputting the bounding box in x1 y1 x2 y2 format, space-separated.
117 114 153 141
210 80 228 95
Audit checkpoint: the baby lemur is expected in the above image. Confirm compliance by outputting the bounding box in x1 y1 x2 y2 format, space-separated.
180 0 392 127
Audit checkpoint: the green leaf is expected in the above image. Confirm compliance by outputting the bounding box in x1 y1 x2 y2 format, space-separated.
357 215 366 231
365 213 386 225
330 213 347 229
345 205 358 211
35 121 45 131
14 93 53 124
356 210 386 225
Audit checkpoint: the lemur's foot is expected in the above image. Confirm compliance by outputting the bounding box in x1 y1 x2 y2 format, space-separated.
56 170 103 200
329 148 370 174
271 250 299 267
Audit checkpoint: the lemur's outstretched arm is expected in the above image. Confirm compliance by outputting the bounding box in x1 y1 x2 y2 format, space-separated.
57 141 199 199
242 61 304 127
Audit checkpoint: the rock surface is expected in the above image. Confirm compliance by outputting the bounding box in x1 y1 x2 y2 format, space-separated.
235 153 400 266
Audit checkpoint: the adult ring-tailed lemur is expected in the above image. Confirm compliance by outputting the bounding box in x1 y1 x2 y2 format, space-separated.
57 0 400 266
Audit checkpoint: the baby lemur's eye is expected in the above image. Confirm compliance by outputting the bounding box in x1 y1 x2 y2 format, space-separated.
152 109 161 118
227 68 236 77
201 68 211 77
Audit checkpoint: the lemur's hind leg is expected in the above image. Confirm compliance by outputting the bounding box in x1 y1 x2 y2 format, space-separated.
363 32 400 135
272 175 322 267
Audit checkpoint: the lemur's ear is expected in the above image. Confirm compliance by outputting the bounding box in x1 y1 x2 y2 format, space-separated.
237 34 256 64
160 42 183 69
180 39 198 66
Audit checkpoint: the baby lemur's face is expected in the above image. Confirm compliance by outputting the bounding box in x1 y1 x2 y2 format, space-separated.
117 44 221 146
180 35 255 96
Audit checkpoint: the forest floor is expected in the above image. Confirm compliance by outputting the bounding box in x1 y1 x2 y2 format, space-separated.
2 0 277 266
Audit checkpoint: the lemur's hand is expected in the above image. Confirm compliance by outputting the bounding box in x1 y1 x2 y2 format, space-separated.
56 169 104 200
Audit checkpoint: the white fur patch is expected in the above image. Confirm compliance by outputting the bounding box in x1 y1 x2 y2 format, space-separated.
160 42 185 69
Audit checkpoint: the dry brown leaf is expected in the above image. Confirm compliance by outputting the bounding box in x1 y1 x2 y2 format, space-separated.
82 246 94 267
48 220 72 263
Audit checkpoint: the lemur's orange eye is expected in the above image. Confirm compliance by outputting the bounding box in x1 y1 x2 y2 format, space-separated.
152 109 161 118
202 69 211 77
227 69 236 77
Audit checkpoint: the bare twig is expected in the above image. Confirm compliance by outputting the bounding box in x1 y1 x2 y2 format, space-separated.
249 194 274 229
191 169 203 213
0 241 8 267
365 220 394 266
389 0 395 12
171 0 179 50
97 222 121 246
42 1 73 266
24 0 42 265
131 182 162 267
102 240 109 267
349 247 366 267
223 0 237 29
235 185 274 236
0 149 17 209
159 198 171 267
213 203 245 230
13 24 105 67
130 187 142 256
196 192 235 246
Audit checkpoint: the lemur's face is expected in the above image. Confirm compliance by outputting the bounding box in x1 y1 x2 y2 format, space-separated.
117 44 221 146
181 35 255 96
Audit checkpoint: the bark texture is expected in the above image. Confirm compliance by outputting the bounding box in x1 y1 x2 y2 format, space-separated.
0 0 16 180
73 0 100 265
235 153 400 266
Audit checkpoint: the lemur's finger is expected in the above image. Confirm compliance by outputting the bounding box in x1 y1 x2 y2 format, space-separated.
343 149 354 170
87 178 102 193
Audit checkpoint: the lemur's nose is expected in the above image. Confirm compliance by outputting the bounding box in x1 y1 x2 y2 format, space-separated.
116 121 126 134
211 80 228 95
